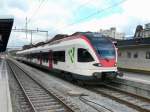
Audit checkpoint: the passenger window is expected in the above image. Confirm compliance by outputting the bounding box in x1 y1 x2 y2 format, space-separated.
127 52 131 58
46 58 48 63
78 48 94 62
133 52 138 58
39 53 48 63
53 51 65 63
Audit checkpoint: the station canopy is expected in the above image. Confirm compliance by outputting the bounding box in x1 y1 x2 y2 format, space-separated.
0 17 14 52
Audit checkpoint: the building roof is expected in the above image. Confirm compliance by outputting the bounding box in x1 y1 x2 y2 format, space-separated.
0 18 14 52
117 38 150 48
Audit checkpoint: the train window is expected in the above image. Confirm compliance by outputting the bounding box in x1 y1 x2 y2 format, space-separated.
31 53 37 59
146 52 150 59
78 48 94 62
133 52 138 58
42 52 49 63
27 54 30 59
46 58 48 63
53 51 65 62
37 57 40 61
127 52 131 58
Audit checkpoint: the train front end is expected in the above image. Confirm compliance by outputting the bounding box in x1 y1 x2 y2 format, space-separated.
84 33 118 79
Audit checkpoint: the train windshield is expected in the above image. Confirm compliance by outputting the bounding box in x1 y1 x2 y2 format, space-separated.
97 49 115 59
85 33 116 59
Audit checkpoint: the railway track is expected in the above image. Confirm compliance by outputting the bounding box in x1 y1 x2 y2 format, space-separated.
105 79 150 99
87 83 150 112
7 60 79 112
7 62 35 112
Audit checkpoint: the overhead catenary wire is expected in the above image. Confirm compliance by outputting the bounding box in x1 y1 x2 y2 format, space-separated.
70 0 127 26
49 0 127 35
27 0 47 24
72 0 93 12
15 0 47 30
13 0 127 45
10 0 49 48
14 0 47 39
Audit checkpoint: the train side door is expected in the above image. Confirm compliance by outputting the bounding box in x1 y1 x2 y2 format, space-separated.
49 50 53 69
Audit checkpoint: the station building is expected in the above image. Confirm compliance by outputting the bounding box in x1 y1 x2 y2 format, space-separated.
117 38 150 73
99 27 125 40
143 23 150 38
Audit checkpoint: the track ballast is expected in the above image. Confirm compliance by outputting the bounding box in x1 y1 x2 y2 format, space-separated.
87 83 150 112
7 59 79 112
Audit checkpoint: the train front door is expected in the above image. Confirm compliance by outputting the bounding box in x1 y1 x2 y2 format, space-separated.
49 51 53 69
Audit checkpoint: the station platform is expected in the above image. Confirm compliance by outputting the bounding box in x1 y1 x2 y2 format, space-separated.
119 71 150 84
0 59 12 112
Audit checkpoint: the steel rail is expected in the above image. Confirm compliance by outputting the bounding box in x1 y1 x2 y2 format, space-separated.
88 84 150 112
102 81 150 102
7 60 37 112
7 59 78 112
107 79 150 94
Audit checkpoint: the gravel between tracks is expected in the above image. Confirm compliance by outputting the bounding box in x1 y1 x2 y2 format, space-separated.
11 59 139 112
7 61 31 112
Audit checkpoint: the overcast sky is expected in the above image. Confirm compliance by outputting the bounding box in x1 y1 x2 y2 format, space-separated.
1 0 150 48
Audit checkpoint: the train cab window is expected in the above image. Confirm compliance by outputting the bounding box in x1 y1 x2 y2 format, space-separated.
146 52 150 59
78 48 94 62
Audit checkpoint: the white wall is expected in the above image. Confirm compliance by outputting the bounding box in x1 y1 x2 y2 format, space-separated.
118 47 150 71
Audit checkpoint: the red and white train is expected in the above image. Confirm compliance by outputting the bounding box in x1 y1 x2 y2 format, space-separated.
16 32 119 80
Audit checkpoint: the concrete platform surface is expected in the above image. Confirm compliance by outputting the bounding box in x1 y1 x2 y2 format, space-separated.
120 71 150 84
0 59 12 112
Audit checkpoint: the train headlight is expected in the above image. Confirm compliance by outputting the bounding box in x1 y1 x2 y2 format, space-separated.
93 63 102 67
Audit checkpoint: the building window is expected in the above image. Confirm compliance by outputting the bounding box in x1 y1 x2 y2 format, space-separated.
78 48 94 62
53 51 65 63
127 52 131 58
146 52 150 59
133 52 138 58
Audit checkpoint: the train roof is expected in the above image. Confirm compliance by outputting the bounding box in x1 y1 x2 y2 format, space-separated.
73 32 118 42
47 34 69 43
0 18 14 52
117 38 150 48
17 32 116 54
